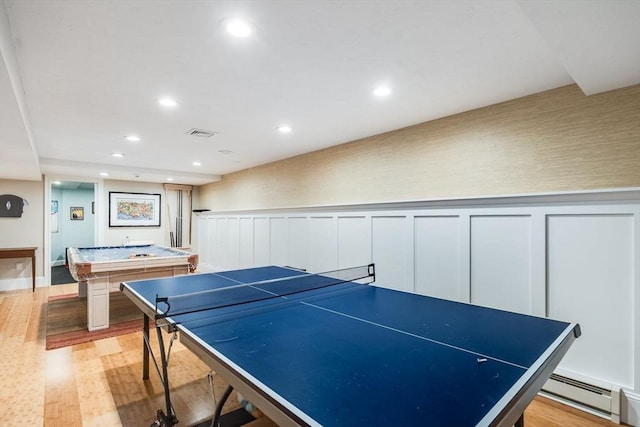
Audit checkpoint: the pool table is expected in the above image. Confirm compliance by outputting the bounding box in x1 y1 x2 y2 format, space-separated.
67 244 198 331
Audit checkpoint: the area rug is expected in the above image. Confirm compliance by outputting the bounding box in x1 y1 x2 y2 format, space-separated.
46 292 143 350
51 265 76 285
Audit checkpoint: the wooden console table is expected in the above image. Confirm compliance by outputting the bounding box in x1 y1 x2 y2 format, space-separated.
0 247 37 291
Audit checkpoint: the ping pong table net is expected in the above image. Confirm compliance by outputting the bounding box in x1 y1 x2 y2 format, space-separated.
154 264 375 319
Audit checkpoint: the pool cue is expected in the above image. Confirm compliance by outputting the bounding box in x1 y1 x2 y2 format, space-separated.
165 187 175 247
177 190 182 247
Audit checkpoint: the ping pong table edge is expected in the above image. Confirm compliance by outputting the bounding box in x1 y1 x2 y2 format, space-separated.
181 325 317 426
481 322 581 427
177 318 580 427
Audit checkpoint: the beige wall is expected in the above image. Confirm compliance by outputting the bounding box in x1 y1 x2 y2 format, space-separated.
0 178 44 283
102 180 197 247
199 84 640 211
102 180 168 246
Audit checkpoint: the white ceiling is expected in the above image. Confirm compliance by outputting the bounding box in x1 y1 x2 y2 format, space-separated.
1 0 639 186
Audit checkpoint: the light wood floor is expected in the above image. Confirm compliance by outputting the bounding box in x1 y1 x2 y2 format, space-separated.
0 284 625 427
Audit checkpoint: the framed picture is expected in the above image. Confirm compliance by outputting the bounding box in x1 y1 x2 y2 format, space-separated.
109 192 161 227
70 206 84 220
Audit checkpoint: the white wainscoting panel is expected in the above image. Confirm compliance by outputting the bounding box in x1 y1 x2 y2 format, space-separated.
215 218 228 269
337 216 371 270
198 217 210 267
210 218 220 268
288 217 309 271
547 214 635 389
470 215 532 314
239 217 253 268
203 218 216 268
270 217 287 267
194 194 640 423
310 217 338 273
227 217 240 270
254 218 270 267
414 216 461 301
372 216 411 292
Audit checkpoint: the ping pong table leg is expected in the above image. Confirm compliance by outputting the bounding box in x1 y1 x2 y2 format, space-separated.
213 385 234 425
155 323 178 426
143 314 150 380
515 414 524 427
211 384 256 427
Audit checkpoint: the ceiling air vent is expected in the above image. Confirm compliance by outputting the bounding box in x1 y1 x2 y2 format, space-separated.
186 128 216 138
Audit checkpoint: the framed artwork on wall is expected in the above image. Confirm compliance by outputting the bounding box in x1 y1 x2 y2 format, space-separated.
70 207 84 220
109 192 161 227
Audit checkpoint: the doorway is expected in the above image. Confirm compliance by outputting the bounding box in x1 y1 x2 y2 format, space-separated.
48 180 97 285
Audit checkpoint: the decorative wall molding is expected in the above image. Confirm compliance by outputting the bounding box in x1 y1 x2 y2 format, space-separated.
193 192 640 424
196 187 640 215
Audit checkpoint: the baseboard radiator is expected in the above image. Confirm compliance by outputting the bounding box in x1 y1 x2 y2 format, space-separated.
541 373 621 423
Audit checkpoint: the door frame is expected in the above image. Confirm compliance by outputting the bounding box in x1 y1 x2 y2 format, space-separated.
43 175 103 287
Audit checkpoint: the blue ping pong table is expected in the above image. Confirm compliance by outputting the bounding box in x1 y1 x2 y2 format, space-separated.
120 264 580 427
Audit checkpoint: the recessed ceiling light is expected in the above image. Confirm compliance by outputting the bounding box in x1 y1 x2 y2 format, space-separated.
166 178 174 182
278 125 292 133
112 152 125 158
192 161 202 167
219 150 232 155
125 135 140 142
52 181 61 185
373 86 391 97
100 172 109 177
223 19 253 38
158 97 177 107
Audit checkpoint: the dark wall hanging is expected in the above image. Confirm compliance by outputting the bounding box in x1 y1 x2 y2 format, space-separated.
0 194 29 218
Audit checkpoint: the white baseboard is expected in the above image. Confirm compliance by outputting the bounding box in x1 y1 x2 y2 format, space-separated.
623 390 640 426
0 276 43 292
